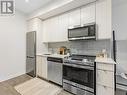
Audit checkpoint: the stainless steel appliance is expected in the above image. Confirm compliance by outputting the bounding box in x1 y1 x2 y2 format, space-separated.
68 23 96 41
26 31 36 77
63 55 96 95
47 57 63 85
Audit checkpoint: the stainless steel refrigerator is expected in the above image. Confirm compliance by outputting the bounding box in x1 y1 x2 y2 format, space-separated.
26 31 36 77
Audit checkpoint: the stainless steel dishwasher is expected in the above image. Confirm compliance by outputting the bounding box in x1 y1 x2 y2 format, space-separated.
47 57 63 85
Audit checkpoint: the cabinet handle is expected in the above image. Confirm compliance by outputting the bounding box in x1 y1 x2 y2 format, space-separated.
97 72 99 77
103 85 107 88
99 69 107 72
103 70 107 72
98 68 113 72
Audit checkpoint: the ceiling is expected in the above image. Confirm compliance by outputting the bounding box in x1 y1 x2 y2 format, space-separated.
15 0 96 19
15 0 61 14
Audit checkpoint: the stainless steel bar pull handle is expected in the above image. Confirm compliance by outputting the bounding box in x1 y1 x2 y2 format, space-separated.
27 56 35 58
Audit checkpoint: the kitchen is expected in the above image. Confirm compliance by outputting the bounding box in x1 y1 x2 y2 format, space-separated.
0 0 127 95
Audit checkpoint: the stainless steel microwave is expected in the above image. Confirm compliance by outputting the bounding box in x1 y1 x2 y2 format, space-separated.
68 23 96 41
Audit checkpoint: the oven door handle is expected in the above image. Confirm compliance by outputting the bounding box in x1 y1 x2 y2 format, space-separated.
63 63 94 70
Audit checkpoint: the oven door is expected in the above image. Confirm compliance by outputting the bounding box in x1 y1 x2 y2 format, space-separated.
63 63 94 89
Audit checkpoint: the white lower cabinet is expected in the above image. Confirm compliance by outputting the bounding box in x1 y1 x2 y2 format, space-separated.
97 69 114 88
36 56 47 79
96 84 114 95
36 56 42 77
96 62 115 95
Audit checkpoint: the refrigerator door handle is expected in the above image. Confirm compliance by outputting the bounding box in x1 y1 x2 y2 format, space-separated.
27 56 35 58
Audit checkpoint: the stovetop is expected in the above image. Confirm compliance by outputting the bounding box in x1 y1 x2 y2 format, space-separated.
64 54 96 66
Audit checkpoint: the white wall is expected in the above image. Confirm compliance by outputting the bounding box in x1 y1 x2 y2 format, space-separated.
0 11 27 82
112 0 127 40
112 0 127 74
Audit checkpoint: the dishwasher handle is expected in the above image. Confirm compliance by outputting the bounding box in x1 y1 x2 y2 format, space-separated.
47 57 63 63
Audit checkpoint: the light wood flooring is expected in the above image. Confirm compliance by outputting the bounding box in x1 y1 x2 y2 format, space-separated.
0 74 72 95
0 74 124 95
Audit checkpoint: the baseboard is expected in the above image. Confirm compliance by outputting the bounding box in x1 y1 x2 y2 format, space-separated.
0 71 26 82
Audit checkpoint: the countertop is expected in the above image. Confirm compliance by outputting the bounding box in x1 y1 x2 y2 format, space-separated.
95 57 116 64
36 54 69 59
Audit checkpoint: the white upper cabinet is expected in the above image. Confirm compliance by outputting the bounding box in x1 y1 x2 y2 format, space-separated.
43 15 68 42
42 0 112 42
68 8 81 28
96 0 112 39
50 17 59 42
58 13 69 42
43 17 59 42
81 2 95 25
43 19 50 43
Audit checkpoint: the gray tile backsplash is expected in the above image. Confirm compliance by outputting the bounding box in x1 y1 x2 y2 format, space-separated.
48 39 111 56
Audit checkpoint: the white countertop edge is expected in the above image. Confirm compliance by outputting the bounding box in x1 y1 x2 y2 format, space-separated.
36 54 69 58
95 57 116 64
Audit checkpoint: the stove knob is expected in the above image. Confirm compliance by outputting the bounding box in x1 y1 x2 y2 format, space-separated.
83 59 88 62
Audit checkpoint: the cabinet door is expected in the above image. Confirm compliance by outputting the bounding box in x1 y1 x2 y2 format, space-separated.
81 2 95 25
43 17 59 42
36 56 47 79
41 57 47 79
97 63 114 71
68 8 81 28
36 56 42 77
96 0 111 39
49 17 59 42
58 13 69 42
96 84 114 95
97 69 114 88
43 19 51 42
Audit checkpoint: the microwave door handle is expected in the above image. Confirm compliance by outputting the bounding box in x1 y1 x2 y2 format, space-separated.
73 25 81 28
82 22 96 27
68 25 81 29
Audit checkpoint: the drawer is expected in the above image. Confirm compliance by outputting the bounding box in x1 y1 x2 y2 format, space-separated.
96 62 114 71
63 83 94 95
96 84 114 95
97 69 114 88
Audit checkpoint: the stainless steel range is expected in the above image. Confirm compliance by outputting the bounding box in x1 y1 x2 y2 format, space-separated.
63 54 96 95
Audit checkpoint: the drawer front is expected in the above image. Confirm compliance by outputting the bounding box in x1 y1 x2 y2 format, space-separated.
36 56 42 77
63 83 94 95
97 63 114 71
96 84 114 95
97 69 114 88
